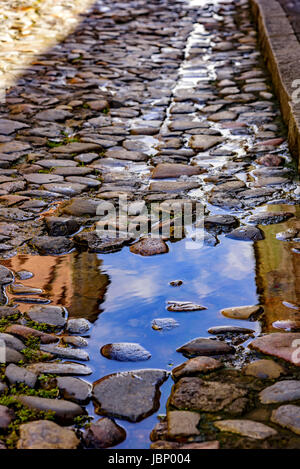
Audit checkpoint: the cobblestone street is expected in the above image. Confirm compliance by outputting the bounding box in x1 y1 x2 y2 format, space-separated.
0 0 299 450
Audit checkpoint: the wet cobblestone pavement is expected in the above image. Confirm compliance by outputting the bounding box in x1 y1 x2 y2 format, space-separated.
0 0 299 450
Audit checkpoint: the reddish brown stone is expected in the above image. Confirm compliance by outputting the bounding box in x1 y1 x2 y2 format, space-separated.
5 325 58 344
256 154 283 167
249 333 300 365
130 238 168 256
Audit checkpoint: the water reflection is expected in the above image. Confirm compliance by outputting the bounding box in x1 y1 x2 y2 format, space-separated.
255 204 300 332
2 252 110 321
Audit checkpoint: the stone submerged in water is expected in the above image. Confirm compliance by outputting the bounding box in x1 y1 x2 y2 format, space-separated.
92 369 168 422
101 343 151 362
170 377 247 412
271 405 300 435
167 410 200 437
83 417 126 449
214 419 277 440
243 359 285 380
172 357 223 379
248 211 293 225
130 238 168 256
17 420 80 449
249 332 300 366
259 380 300 404
176 337 234 357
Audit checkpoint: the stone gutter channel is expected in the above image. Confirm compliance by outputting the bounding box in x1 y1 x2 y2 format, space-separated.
250 0 300 173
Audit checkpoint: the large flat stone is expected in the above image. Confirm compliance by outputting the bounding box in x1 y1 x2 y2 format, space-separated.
271 405 300 435
214 419 277 440
177 337 234 357
92 369 168 422
15 395 86 424
17 420 80 449
260 380 300 404
249 333 300 365
170 377 247 412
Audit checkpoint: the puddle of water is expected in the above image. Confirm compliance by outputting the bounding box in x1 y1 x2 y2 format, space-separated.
255 204 300 332
2 235 260 448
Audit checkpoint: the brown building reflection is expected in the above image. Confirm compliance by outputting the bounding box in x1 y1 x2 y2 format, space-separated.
254 204 300 332
3 252 110 323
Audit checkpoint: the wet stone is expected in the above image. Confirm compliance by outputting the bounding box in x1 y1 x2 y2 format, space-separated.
56 377 92 404
92 369 168 422
170 377 247 412
66 318 91 334
208 326 255 335
243 359 285 380
5 325 57 344
150 180 200 193
167 301 207 312
74 232 129 254
221 305 262 320
214 419 277 440
101 343 151 362
167 410 200 437
259 381 300 404
9 284 43 295
152 318 179 331
17 420 79 449
29 236 74 255
226 226 264 241
0 119 29 135
249 333 300 366
172 357 223 380
130 238 168 256
24 173 64 185
5 363 37 388
0 333 25 352
62 336 88 348
35 109 73 122
248 212 294 225
83 417 126 449
152 163 204 179
40 344 89 361
15 395 85 425
44 217 80 237
271 405 300 435
27 305 66 328
0 405 15 429
204 214 239 234
0 265 13 285
27 362 92 376
176 337 234 357
16 270 34 281
105 149 148 162
189 135 224 151
62 198 99 217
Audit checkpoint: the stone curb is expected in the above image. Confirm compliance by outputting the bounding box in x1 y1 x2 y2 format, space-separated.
250 0 300 172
